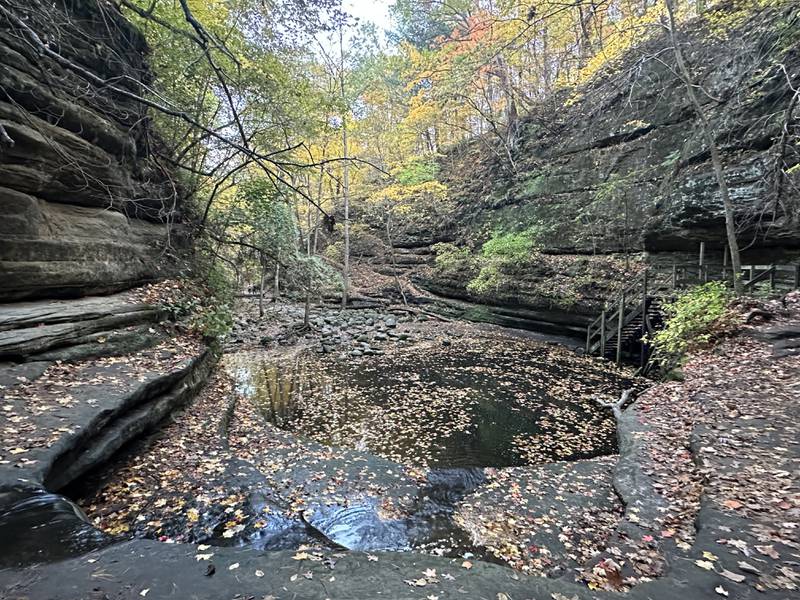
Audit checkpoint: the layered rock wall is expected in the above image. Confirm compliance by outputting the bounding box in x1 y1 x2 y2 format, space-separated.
0 0 184 301
395 2 800 329
441 2 800 258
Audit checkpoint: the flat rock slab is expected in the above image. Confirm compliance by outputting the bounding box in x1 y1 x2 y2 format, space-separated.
0 291 162 359
0 361 50 389
0 336 208 491
455 457 621 577
0 293 151 332
0 538 593 600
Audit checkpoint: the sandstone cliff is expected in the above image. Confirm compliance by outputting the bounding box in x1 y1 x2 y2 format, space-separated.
0 0 184 301
394 1 800 329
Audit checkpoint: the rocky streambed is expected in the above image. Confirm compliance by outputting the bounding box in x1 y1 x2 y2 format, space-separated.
54 301 636 571
3 296 798 600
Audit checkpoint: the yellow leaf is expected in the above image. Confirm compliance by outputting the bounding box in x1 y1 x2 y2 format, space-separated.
695 560 714 571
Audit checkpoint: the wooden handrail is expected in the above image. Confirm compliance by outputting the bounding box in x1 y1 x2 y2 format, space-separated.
586 259 800 363
742 265 775 290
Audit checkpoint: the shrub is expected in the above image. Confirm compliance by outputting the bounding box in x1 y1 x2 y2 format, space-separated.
649 281 736 360
392 155 440 186
466 228 542 294
432 242 473 272
161 254 236 343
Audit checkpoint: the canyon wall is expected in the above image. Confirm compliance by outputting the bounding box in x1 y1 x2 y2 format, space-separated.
0 0 185 302
391 1 800 331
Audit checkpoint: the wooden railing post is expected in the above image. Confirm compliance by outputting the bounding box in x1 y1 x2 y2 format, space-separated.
722 247 728 281
795 264 800 290
641 271 648 369
616 292 625 364
769 265 776 291
671 264 677 289
749 265 755 284
586 324 591 354
600 309 606 358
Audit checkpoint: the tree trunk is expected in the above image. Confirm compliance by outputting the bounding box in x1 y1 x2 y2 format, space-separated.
665 0 743 295
259 258 266 318
339 25 350 310
273 258 280 303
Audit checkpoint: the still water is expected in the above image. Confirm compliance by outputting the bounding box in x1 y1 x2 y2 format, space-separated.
227 337 628 468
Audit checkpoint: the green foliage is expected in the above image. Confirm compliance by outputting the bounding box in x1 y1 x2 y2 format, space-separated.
480 228 541 261
190 261 235 340
159 258 235 342
466 227 542 294
393 156 440 186
649 282 736 360
432 242 473 272
236 179 298 259
466 263 503 294
286 253 341 294
432 228 544 295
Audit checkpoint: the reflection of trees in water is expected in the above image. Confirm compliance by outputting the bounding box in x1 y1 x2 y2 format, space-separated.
251 360 303 428
233 340 628 467
249 360 361 447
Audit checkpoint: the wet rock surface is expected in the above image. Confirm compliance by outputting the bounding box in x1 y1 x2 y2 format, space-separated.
42 304 634 577
2 296 799 600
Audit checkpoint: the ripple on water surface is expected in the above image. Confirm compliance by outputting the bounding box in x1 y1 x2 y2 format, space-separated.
226 335 633 468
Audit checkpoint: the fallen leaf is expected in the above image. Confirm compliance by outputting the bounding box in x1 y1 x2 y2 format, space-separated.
755 545 779 560
695 560 714 571
720 569 745 583
737 561 760 574
715 585 729 597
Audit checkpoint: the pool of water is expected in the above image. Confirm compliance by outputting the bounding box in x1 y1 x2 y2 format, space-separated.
227 335 630 468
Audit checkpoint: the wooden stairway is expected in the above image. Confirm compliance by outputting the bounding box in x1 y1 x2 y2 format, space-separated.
585 270 665 368
595 296 665 362
586 261 800 368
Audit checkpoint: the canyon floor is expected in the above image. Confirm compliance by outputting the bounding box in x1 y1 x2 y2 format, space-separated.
0 290 798 600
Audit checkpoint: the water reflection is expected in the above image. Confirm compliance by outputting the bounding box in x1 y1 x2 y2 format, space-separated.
226 339 625 468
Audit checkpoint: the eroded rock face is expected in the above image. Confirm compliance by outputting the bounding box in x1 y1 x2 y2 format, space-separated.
439 3 800 256
0 0 185 301
384 3 800 326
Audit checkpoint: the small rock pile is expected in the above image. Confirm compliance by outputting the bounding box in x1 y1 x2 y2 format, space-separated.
311 310 416 356
226 301 424 357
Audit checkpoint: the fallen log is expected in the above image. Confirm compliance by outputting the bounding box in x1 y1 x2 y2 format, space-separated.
595 388 634 420
387 304 453 323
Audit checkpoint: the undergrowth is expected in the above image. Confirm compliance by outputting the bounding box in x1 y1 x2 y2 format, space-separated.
648 281 737 365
